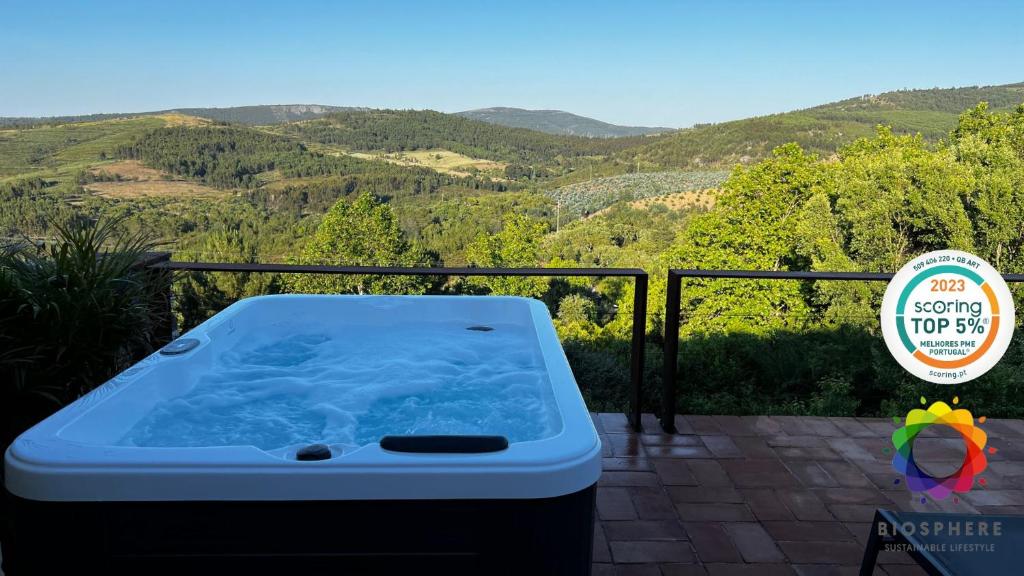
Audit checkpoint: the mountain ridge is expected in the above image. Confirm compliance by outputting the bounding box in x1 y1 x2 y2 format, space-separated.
456 107 672 138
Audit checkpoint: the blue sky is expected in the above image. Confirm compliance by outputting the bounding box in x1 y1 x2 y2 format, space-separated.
2 0 1022 127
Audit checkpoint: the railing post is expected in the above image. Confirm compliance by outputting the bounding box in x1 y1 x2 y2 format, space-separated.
661 271 681 433
629 273 648 432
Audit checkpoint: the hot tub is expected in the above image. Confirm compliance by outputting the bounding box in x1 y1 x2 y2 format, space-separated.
3 295 601 575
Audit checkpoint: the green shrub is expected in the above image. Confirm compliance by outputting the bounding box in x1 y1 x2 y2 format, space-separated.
0 217 169 449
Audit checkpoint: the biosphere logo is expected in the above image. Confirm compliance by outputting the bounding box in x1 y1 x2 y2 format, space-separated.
891 399 988 501
880 250 1015 384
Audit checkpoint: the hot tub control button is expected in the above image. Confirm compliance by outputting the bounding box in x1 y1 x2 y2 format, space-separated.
296 443 333 461
159 338 200 355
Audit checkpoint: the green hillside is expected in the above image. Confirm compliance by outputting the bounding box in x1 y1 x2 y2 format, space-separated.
0 105 359 128
456 107 671 138
622 82 1024 168
275 109 652 170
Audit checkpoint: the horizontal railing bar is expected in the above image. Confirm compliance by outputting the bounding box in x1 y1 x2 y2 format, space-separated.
153 261 646 278
670 269 1024 282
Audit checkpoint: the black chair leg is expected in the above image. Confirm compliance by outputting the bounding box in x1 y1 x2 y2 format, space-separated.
859 510 884 576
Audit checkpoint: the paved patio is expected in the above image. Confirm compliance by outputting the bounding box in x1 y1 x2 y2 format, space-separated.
591 413 1024 575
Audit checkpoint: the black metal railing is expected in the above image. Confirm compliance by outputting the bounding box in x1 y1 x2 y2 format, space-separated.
147 258 649 431
660 268 1024 433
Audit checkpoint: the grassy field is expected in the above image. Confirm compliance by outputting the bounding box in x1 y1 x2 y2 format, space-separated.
0 116 170 182
84 160 225 199
349 149 507 178
625 188 717 212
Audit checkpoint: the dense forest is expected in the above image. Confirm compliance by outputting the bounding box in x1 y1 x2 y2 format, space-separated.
2 85 1023 419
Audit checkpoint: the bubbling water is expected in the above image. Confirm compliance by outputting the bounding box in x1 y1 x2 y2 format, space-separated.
120 321 561 451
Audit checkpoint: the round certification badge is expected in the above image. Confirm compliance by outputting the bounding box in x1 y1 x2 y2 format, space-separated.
880 250 1015 384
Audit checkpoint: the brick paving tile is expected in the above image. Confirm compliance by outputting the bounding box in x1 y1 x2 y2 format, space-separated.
682 522 741 563
775 416 820 436
825 438 881 461
599 486 639 520
660 564 710 576
700 435 745 458
632 486 680 520
711 415 762 437
854 418 897 437
723 522 785 563
614 564 663 576
749 416 786 436
739 489 796 521
603 520 687 541
642 434 707 447
675 502 756 522
817 461 874 488
686 459 734 487
683 415 725 435
641 413 663 432
776 445 844 461
731 435 778 459
976 504 1024 514
721 459 798 488
704 564 796 575
777 541 863 565
824 503 880 522
880 490 980 514
776 490 835 521
960 489 1024 506
673 415 697 435
988 460 1024 476
594 522 613 562
766 436 828 448
668 486 744 503
609 541 696 564
803 417 848 437
654 459 699 486
601 412 633 433
827 417 877 438
590 414 1024 573
603 440 615 457
608 433 648 457
600 471 662 487
604 457 654 471
645 445 716 459
761 521 854 542
786 461 840 488
839 522 871 545
811 487 889 505
984 418 1024 437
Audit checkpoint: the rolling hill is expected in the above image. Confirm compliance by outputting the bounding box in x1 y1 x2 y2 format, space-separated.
621 82 1024 168
457 107 671 137
0 105 360 128
275 109 651 167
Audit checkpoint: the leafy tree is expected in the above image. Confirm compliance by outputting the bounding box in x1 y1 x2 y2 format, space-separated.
289 193 429 294
465 213 549 297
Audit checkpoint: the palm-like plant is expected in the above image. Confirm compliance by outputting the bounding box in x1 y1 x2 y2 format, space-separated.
0 216 169 449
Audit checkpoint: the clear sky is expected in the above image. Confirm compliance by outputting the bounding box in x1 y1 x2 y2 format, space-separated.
2 0 1022 127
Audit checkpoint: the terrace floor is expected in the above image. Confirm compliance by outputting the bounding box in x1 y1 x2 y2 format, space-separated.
590 413 1024 575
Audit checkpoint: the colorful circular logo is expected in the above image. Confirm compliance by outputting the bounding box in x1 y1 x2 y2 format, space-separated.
881 250 1015 384
892 400 987 500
